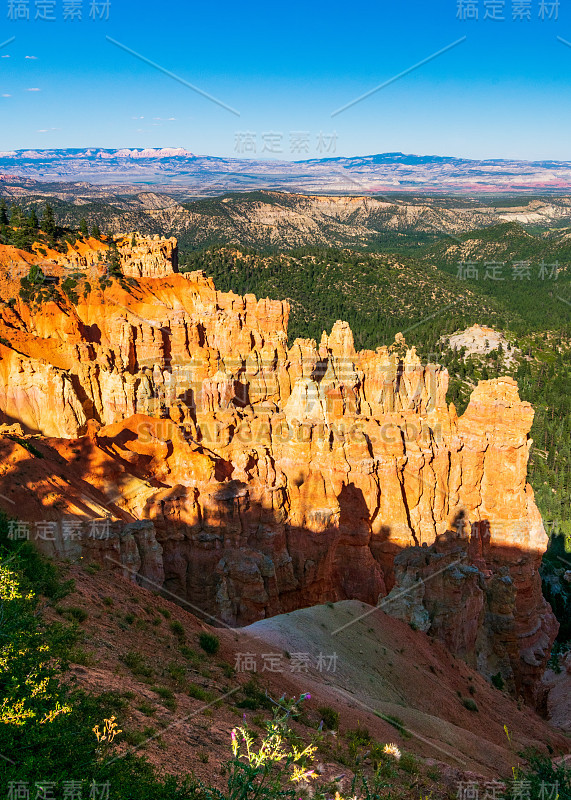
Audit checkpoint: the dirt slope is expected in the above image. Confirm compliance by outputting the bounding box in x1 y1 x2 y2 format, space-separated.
44 563 568 795
245 600 569 777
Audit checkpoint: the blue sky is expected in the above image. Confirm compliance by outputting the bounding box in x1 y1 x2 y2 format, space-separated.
0 0 569 160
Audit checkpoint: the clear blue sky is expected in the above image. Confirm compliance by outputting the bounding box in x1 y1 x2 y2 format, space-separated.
0 0 569 160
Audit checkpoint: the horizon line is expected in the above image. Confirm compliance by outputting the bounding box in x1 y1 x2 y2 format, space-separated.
1 147 571 166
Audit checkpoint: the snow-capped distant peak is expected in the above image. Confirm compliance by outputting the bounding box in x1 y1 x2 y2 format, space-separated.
98 148 194 159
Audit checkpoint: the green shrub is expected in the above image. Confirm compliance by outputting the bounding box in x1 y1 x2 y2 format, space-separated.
198 632 220 655
0 528 74 600
61 276 79 304
124 729 148 747
461 697 479 712
179 645 200 661
237 697 260 711
8 436 45 458
153 686 175 703
317 705 339 730
188 683 216 703
57 605 88 623
236 679 272 711
505 754 571 800
167 662 186 682
346 725 371 747
375 712 412 739
399 751 418 774
170 620 185 638
122 650 154 678
491 672 505 690
67 647 94 666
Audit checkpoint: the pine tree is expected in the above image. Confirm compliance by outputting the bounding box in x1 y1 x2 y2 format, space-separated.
80 218 88 237
42 203 56 239
28 208 39 231
0 200 8 226
10 204 22 228
91 224 101 239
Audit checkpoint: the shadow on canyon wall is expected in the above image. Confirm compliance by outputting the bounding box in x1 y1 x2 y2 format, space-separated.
0 433 558 706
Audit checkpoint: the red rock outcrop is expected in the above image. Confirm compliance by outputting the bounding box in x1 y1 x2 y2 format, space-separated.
0 237 557 703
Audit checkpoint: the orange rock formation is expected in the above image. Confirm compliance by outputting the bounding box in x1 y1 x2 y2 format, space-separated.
0 235 557 703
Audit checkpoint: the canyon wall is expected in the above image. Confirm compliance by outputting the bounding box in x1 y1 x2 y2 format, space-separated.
0 236 557 703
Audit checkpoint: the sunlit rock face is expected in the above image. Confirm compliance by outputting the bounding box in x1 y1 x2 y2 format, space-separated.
0 236 557 704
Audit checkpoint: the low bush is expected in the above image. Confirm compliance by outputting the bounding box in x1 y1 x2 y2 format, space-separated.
122 650 154 678
170 620 185 638
461 697 479 712
153 686 176 711
198 632 220 655
317 705 339 730
57 605 88 623
188 684 216 703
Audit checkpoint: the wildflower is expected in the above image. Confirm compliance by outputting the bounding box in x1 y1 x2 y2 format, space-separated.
383 743 401 760
291 742 318 762
300 692 311 700
93 716 122 743
290 766 316 783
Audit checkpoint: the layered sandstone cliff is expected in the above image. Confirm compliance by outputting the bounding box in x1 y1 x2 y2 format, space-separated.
0 236 557 703
116 233 178 278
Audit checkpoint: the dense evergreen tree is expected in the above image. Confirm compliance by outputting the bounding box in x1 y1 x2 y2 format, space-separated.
42 203 57 239
10 204 23 228
27 207 39 231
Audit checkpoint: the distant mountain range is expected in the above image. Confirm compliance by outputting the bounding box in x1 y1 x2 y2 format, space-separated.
1 148 571 195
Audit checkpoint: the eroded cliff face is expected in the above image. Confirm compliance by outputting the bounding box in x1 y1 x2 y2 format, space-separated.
117 234 178 278
0 236 557 703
